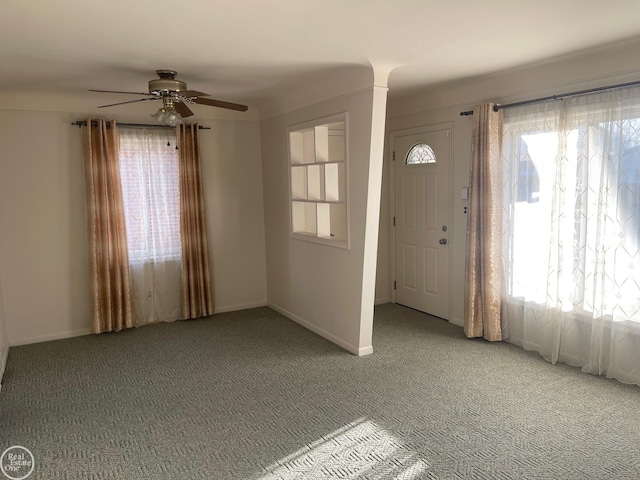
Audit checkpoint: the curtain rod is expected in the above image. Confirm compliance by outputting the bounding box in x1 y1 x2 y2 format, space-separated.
459 78 640 116
71 121 211 129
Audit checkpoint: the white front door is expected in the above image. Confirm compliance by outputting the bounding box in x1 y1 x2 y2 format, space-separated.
393 128 451 319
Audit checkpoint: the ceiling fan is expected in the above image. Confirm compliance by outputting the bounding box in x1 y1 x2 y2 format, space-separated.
90 70 248 125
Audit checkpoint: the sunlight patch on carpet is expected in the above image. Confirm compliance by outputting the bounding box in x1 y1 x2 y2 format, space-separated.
255 418 430 479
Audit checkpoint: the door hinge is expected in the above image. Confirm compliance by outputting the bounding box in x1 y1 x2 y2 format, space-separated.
393 280 397 290
392 151 396 161
393 216 396 227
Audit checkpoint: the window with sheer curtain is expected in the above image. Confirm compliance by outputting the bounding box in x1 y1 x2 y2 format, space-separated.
119 128 182 324
501 86 640 386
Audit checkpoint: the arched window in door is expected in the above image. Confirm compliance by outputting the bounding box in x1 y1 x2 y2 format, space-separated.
406 143 436 164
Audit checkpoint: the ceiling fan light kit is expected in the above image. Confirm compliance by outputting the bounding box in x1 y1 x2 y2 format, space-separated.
90 70 248 126
150 107 183 127
150 96 183 126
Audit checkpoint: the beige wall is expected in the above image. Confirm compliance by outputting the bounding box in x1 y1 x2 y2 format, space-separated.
374 133 392 305
0 111 90 344
199 118 267 313
378 37 640 326
0 267 8 383
261 87 387 355
3 38 638 350
0 109 266 345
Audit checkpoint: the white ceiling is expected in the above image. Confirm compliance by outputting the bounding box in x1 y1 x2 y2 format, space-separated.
4 0 640 117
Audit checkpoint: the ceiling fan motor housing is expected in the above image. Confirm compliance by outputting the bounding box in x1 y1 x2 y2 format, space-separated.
148 70 186 95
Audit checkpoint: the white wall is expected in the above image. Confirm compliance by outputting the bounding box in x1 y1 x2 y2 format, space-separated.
261 86 387 355
0 108 266 345
378 37 640 326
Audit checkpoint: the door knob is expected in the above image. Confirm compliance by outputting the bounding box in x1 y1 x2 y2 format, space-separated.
439 238 448 245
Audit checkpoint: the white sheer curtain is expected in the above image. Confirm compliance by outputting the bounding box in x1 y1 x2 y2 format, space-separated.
119 127 182 325
502 86 640 386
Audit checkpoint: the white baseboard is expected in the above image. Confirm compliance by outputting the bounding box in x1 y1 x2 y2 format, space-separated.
267 302 369 356
358 345 374 356
214 301 267 314
450 317 464 328
7 302 268 347
0 346 8 392
375 297 392 305
9 328 92 347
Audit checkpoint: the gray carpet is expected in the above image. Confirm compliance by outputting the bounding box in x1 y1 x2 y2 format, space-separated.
1 304 639 479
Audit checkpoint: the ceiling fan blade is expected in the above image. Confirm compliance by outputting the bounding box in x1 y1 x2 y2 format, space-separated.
177 90 209 97
173 101 194 118
193 97 248 112
90 89 154 96
98 98 160 108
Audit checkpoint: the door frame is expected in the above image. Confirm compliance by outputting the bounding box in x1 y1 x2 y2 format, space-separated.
389 122 454 320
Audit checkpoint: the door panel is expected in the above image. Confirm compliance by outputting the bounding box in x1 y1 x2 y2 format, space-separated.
403 175 416 228
403 244 417 290
424 174 438 230
394 128 450 319
424 246 439 295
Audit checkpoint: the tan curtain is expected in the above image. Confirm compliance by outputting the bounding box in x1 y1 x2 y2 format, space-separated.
464 104 503 341
177 124 214 319
82 119 136 333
